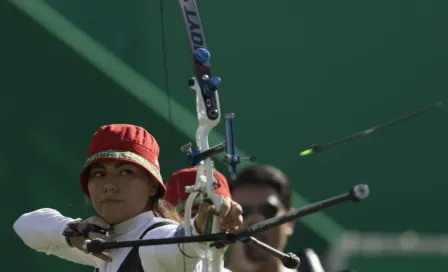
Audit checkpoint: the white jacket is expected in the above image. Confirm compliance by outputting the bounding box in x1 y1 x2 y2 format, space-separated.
13 208 209 272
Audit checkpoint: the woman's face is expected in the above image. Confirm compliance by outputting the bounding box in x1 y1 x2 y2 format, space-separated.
87 160 158 225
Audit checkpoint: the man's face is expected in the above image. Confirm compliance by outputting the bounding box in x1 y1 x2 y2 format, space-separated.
231 184 293 262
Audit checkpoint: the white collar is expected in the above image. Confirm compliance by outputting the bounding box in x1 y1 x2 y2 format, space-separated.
109 211 154 237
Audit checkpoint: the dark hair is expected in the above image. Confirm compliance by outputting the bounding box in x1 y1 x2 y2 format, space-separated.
229 165 292 209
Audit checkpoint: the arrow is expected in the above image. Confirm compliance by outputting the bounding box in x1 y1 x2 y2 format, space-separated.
300 101 443 156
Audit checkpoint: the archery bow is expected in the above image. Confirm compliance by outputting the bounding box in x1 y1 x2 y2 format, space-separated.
177 0 224 270
176 0 263 268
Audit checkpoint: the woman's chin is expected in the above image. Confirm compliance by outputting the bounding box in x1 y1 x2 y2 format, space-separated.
99 211 128 225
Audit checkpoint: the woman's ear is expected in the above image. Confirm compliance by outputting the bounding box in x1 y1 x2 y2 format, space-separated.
149 182 159 197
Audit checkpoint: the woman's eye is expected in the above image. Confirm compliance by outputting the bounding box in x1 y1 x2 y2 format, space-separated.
91 171 105 178
120 169 134 176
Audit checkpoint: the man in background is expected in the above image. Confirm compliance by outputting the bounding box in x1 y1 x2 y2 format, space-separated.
227 165 325 272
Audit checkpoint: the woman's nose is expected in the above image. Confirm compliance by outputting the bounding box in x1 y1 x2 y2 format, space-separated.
104 183 118 193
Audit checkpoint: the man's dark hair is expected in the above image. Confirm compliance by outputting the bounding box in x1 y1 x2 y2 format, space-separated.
229 165 292 209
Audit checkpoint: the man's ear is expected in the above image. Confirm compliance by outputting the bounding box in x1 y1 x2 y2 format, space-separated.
285 221 295 236
284 210 296 236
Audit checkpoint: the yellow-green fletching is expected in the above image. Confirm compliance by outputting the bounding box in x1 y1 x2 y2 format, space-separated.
300 148 313 156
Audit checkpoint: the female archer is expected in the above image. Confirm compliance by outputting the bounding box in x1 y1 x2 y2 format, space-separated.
13 124 243 272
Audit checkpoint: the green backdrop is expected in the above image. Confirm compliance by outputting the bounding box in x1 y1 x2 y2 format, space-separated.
2 0 447 271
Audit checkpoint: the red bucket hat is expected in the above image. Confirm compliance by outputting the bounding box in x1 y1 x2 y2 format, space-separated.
80 124 166 197
165 167 231 211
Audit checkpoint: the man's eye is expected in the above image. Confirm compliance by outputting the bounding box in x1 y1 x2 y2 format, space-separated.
120 169 134 176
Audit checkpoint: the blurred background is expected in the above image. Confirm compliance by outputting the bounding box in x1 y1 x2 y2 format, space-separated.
2 0 447 271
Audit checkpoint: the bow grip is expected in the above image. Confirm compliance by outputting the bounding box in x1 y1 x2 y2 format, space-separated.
207 191 223 215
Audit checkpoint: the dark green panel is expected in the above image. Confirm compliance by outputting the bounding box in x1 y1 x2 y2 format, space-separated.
5 0 448 271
